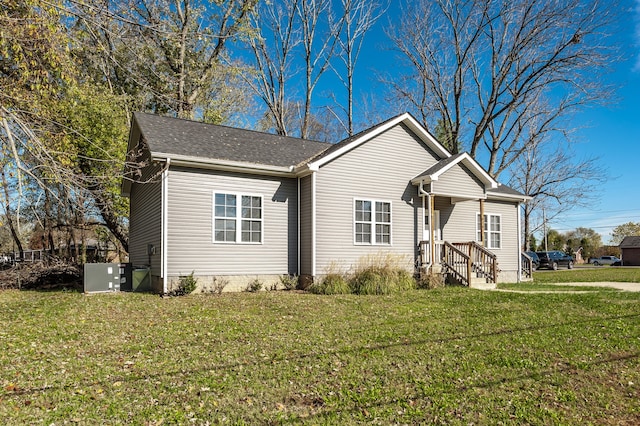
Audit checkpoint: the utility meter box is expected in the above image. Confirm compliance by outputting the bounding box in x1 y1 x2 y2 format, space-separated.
84 263 122 293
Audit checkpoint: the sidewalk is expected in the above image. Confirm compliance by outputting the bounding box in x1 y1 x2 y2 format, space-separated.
496 282 640 293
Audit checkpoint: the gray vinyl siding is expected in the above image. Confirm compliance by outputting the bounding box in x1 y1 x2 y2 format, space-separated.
299 175 313 275
128 158 163 275
165 167 297 277
439 198 520 274
314 123 441 273
433 164 485 198
485 200 520 272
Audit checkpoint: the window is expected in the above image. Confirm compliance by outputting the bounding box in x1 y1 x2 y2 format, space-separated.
355 199 391 245
477 213 501 249
214 192 262 243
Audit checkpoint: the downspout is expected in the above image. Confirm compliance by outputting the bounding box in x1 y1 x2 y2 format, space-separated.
162 158 170 294
517 202 523 282
311 171 317 278
479 199 485 247
297 177 300 276
417 181 433 267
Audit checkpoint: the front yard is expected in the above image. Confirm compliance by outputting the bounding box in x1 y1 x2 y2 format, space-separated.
532 266 640 283
1 287 639 424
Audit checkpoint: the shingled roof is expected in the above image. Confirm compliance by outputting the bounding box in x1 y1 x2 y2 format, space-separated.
619 236 640 248
487 184 529 200
133 112 332 168
129 112 529 201
413 153 465 180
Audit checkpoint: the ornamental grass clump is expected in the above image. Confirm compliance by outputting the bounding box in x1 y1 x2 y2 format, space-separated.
309 262 351 295
350 253 416 295
310 273 352 295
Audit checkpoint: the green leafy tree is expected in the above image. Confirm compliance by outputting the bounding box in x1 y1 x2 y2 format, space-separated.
610 222 640 245
54 85 132 251
1 1 132 253
1 0 76 255
544 229 565 251
564 227 602 260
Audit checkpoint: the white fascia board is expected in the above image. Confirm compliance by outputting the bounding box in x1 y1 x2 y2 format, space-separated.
401 114 452 159
410 175 431 185
486 191 532 202
307 113 451 169
294 163 318 177
430 153 498 189
152 152 295 177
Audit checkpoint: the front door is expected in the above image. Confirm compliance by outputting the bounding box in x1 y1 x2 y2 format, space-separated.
423 209 441 242
423 209 442 265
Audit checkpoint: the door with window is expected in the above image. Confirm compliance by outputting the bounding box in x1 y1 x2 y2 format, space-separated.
423 209 442 264
423 209 442 242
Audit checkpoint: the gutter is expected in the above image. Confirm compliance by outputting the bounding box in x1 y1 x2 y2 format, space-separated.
152 153 295 177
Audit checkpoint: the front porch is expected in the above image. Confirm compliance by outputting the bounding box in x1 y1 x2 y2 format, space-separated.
418 240 498 288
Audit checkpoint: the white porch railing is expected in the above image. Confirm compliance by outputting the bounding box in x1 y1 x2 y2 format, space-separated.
419 240 444 268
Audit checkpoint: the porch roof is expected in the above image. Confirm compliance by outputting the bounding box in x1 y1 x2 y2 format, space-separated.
411 153 530 202
411 152 497 188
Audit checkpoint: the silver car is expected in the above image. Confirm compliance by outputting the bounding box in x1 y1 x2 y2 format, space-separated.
589 256 621 266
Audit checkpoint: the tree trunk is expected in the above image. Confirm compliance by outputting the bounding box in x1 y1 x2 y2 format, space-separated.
88 183 129 252
0 168 23 259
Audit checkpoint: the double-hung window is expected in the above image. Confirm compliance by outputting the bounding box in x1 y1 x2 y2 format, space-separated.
355 199 391 245
476 213 501 249
214 192 262 243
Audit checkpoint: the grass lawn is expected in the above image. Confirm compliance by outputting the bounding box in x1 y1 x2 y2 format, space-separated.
1 289 639 424
533 266 640 284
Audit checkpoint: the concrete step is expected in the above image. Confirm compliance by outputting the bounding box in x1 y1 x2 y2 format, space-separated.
469 276 496 290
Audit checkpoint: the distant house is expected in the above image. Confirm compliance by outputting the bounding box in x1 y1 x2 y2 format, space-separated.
619 236 640 266
122 112 530 293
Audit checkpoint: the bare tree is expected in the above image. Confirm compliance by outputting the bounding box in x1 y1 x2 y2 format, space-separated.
246 0 302 136
331 0 385 136
508 126 606 251
246 0 344 138
298 0 344 139
387 0 618 177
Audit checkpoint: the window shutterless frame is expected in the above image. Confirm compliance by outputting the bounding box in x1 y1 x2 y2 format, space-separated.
213 191 263 244
353 198 392 245
476 212 501 249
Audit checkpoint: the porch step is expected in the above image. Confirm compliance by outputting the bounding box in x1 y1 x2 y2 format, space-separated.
469 276 496 290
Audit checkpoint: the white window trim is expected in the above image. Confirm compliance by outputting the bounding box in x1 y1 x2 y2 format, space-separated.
476 212 502 249
213 191 264 245
353 198 393 246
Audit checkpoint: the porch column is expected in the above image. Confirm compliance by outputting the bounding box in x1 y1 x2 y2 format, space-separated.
479 198 485 246
428 193 435 265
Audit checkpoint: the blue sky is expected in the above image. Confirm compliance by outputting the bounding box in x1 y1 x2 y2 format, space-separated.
345 0 640 244
546 0 640 243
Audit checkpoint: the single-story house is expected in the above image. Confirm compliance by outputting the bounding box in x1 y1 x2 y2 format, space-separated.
122 112 530 293
619 236 640 266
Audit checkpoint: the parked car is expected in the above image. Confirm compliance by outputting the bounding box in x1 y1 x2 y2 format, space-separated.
523 251 540 270
589 256 621 266
535 251 574 270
